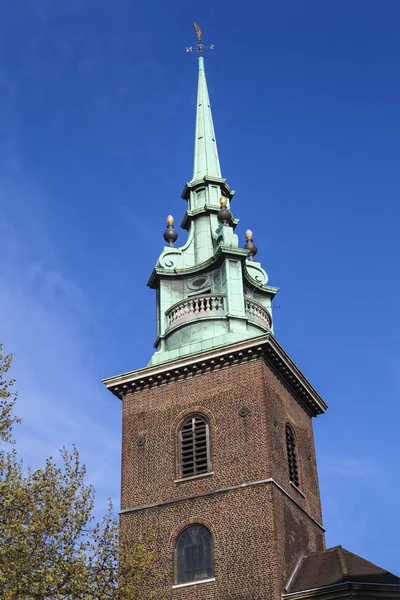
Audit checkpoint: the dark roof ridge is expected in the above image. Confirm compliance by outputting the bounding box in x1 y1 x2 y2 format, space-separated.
341 546 398 577
285 545 400 593
336 546 348 577
300 545 343 559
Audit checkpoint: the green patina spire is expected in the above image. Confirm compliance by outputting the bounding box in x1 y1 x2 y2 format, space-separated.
193 56 221 181
146 49 278 367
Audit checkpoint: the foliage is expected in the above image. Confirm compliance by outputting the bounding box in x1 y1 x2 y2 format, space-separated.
0 344 21 443
0 345 163 599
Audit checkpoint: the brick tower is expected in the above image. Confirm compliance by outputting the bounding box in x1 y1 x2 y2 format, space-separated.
102 48 400 599
103 49 327 598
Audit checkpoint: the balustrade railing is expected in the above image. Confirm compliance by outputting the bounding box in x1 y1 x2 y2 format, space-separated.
166 294 226 329
245 299 272 329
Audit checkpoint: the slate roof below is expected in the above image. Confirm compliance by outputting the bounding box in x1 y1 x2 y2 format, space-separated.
287 546 400 593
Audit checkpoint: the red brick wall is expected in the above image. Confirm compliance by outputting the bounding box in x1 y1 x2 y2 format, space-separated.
271 486 325 590
123 485 281 599
120 355 325 598
261 361 324 523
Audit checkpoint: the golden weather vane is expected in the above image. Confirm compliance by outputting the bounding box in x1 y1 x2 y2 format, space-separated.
186 21 214 54
194 21 202 42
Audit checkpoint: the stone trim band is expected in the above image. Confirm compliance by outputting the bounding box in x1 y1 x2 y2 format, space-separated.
119 477 325 532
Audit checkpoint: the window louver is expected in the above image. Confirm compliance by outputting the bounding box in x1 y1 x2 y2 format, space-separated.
286 424 299 487
180 416 210 478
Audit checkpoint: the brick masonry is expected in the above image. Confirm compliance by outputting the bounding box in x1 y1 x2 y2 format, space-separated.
120 354 325 599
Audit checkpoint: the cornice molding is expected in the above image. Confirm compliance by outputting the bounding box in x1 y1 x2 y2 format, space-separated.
283 580 400 599
119 476 325 532
102 334 327 417
147 246 248 289
180 204 239 231
181 175 235 201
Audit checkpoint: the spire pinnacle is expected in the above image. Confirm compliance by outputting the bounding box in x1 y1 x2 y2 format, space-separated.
186 23 219 181
192 53 221 181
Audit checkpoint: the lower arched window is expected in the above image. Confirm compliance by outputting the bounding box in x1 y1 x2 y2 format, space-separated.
176 525 213 584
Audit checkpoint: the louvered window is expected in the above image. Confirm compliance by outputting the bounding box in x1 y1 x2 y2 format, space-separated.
179 416 210 478
286 424 299 487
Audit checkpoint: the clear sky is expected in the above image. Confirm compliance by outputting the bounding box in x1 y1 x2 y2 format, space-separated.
1 0 399 576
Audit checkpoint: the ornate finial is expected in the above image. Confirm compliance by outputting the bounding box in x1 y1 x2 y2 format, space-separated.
186 23 214 54
217 198 231 227
244 229 258 261
163 215 178 247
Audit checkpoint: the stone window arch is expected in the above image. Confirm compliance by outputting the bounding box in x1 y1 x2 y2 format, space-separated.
175 524 213 584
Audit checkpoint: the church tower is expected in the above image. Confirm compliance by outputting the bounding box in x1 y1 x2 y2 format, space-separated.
103 51 330 598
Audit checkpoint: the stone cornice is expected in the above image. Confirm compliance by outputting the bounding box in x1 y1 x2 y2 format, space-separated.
180 204 239 231
119 477 325 532
181 175 235 201
102 334 328 417
282 581 400 599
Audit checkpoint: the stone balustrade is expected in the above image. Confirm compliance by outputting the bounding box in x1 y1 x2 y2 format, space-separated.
245 299 272 330
166 294 227 329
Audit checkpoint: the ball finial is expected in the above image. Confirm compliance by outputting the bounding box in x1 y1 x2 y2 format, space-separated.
163 214 178 247
217 197 232 226
244 229 258 261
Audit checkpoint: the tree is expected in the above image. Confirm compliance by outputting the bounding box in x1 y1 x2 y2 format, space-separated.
0 344 164 599
0 344 21 443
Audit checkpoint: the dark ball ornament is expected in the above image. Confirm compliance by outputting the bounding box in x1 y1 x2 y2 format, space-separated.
244 229 258 261
217 196 232 226
163 215 178 247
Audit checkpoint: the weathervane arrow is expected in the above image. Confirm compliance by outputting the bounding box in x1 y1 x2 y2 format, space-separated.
186 21 214 53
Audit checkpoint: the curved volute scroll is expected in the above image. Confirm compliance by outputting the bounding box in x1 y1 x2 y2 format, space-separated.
245 262 269 286
157 214 183 271
157 226 195 271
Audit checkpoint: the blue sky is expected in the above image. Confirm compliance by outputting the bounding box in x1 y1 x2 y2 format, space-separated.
1 0 399 575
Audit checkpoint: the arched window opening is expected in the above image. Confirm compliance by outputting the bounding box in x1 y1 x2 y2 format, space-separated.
176 525 213 584
286 424 299 487
179 415 210 478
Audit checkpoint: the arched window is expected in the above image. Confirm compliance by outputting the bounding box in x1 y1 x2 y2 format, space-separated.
179 415 210 478
176 525 213 584
286 424 299 487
